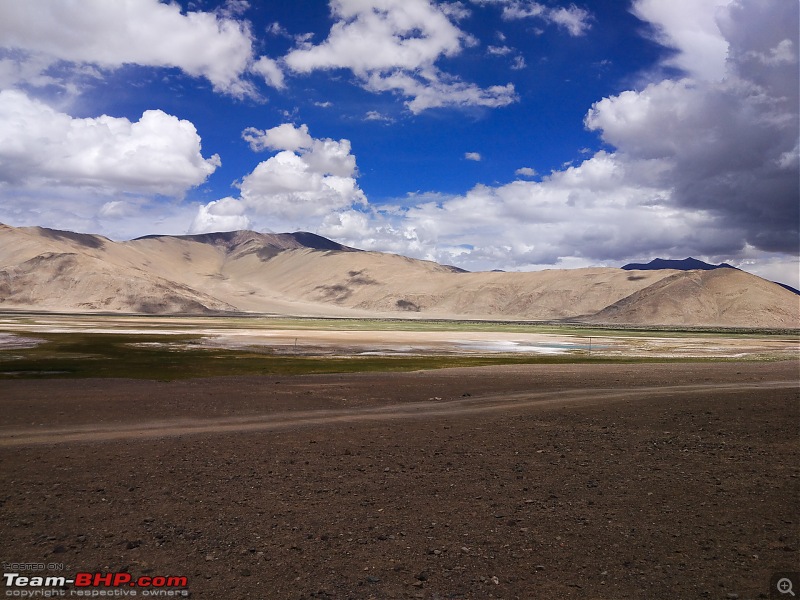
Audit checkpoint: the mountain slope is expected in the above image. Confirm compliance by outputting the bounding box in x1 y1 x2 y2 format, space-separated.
0 223 797 327
0 249 236 314
587 268 799 327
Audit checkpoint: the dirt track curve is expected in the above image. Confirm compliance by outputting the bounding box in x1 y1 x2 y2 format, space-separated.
1 379 795 447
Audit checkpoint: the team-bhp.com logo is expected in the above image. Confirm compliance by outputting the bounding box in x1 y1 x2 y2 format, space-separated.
4 572 189 597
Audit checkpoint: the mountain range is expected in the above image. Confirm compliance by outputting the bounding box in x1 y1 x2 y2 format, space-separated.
621 257 736 271
0 223 797 328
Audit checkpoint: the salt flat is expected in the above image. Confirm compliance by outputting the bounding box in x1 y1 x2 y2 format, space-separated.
0 312 796 361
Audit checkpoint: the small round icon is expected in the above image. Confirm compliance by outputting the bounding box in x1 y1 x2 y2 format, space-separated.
778 577 796 596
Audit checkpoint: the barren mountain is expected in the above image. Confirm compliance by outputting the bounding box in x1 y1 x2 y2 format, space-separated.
586 268 799 327
0 223 797 327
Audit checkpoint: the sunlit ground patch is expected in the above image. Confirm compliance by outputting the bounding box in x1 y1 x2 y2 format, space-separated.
0 313 796 379
0 332 45 350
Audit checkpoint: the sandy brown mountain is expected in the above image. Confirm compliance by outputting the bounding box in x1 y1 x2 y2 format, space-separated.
0 223 797 327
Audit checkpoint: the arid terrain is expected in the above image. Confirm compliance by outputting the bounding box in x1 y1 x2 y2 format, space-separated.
1 224 798 598
1 223 798 327
1 360 798 599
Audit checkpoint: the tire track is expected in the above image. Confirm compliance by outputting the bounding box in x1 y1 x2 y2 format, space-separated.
0 380 796 447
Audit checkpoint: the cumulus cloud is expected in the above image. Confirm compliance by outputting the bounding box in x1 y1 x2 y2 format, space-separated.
631 0 731 80
250 56 285 89
317 0 797 284
587 0 799 254
0 0 262 96
284 0 517 113
192 124 366 231
189 197 251 234
242 123 314 152
465 152 482 161
187 0 797 285
0 89 220 196
319 151 720 271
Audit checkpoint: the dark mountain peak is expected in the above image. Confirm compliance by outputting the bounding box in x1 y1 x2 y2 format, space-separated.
288 231 356 251
34 226 109 249
133 230 359 254
775 282 800 295
622 257 736 271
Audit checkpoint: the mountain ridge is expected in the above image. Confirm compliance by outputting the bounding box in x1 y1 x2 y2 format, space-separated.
622 257 736 271
623 256 799 296
0 224 797 327
133 230 360 253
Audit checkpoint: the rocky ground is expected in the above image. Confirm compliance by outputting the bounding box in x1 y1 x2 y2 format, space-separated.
1 361 798 599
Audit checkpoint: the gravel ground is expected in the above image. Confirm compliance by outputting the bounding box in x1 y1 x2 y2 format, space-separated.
1 361 798 599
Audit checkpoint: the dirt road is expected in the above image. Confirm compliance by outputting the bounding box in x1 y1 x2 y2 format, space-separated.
1 361 798 599
1 379 795 448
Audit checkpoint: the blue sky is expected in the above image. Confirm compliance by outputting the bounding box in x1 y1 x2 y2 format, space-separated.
0 0 798 286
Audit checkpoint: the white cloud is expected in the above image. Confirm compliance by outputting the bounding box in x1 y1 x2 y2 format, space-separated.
99 200 135 218
285 0 464 74
465 152 482 161
0 185 200 241
440 2 472 21
747 38 796 66
365 110 395 123
182 0 798 280
0 89 220 196
315 151 760 274
632 0 731 81
473 1 593 36
735 253 800 291
266 22 290 37
242 123 314 152
497 1 545 19
364 71 516 113
548 5 592 36
218 0 251 19
284 0 516 113
189 197 251 234
192 124 366 231
586 0 799 254
0 0 259 96
250 56 285 89
488 45 513 55
313 0 797 278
